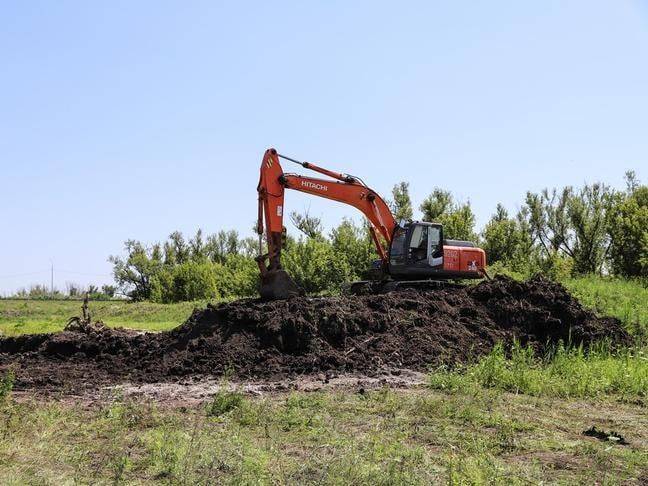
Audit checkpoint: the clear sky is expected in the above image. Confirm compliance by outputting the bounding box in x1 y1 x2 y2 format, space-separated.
1 1 647 294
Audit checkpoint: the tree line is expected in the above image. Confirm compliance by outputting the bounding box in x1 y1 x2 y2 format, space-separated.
110 171 647 302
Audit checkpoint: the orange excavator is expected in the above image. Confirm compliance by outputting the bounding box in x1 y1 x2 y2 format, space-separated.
256 148 486 300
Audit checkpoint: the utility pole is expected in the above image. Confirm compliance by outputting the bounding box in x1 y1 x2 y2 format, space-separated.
50 262 54 297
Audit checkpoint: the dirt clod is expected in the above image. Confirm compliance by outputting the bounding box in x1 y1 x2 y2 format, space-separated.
0 276 630 392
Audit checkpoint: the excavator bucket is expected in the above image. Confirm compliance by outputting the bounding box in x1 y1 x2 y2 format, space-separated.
259 269 303 301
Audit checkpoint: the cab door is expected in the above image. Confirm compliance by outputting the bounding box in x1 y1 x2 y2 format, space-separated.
427 225 444 269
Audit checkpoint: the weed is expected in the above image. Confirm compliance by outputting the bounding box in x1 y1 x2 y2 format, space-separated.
0 369 14 404
206 388 246 417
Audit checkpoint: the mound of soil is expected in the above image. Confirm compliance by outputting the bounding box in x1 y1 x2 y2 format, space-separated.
0 276 630 391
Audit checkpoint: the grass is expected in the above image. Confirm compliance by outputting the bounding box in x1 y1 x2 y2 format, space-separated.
0 378 646 484
0 299 209 335
429 342 648 401
563 276 648 338
0 277 646 483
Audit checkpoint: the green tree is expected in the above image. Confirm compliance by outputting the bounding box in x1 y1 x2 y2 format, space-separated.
525 183 612 275
109 240 164 301
167 261 219 302
330 218 376 279
206 230 240 263
607 178 648 277
282 237 351 293
391 181 413 221
290 210 323 239
420 188 477 241
482 204 527 265
420 188 453 221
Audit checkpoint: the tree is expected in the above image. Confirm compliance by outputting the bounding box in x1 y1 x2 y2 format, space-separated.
282 237 351 293
206 230 240 263
524 183 612 275
607 178 648 277
420 188 453 221
190 229 207 261
151 261 220 303
168 231 190 264
101 285 117 298
391 181 413 221
290 210 323 239
330 218 376 279
482 204 526 265
420 188 477 241
109 240 163 301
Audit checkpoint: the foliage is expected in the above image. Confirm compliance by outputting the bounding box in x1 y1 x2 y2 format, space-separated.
290 210 323 239
206 388 246 417
330 218 376 280
0 370 14 405
607 175 648 277
104 170 645 302
282 236 352 294
481 204 533 270
419 188 477 241
109 240 163 301
391 181 413 221
151 261 220 303
524 183 612 275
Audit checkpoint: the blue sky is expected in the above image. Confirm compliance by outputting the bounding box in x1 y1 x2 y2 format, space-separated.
1 1 647 294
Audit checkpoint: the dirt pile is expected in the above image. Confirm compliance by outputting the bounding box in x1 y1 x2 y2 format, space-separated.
0 276 629 391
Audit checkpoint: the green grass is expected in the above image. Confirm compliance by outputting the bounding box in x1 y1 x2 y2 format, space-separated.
0 380 646 484
563 276 648 338
429 342 648 401
0 299 208 336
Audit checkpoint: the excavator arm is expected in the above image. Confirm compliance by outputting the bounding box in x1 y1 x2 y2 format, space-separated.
256 148 397 299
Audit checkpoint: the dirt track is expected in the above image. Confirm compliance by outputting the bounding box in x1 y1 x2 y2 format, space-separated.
0 276 629 392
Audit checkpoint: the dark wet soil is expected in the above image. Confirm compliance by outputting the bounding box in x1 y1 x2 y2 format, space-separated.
0 276 629 392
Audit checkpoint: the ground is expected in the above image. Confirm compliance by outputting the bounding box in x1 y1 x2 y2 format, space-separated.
1 380 646 484
0 276 645 484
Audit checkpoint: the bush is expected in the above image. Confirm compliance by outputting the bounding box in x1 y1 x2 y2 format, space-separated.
151 261 219 303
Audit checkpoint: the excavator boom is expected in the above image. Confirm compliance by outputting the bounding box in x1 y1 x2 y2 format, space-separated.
256 148 397 299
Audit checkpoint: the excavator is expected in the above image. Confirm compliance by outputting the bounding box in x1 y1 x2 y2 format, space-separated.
256 148 487 300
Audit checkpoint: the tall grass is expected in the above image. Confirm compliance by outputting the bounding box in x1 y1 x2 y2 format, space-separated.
563 276 647 339
429 342 648 400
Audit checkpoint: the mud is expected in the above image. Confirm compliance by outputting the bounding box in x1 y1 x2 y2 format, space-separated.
0 276 629 393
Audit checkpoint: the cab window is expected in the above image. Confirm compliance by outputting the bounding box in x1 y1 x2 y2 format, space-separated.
429 226 441 255
409 225 428 261
389 227 407 265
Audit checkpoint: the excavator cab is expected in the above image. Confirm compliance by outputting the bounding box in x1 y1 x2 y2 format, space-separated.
389 222 444 278
387 221 485 280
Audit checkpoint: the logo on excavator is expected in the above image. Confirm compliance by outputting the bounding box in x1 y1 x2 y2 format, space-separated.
301 181 328 191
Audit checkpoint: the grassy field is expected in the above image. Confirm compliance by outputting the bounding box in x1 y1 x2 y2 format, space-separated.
0 277 646 483
563 276 648 339
0 299 205 335
0 362 646 484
